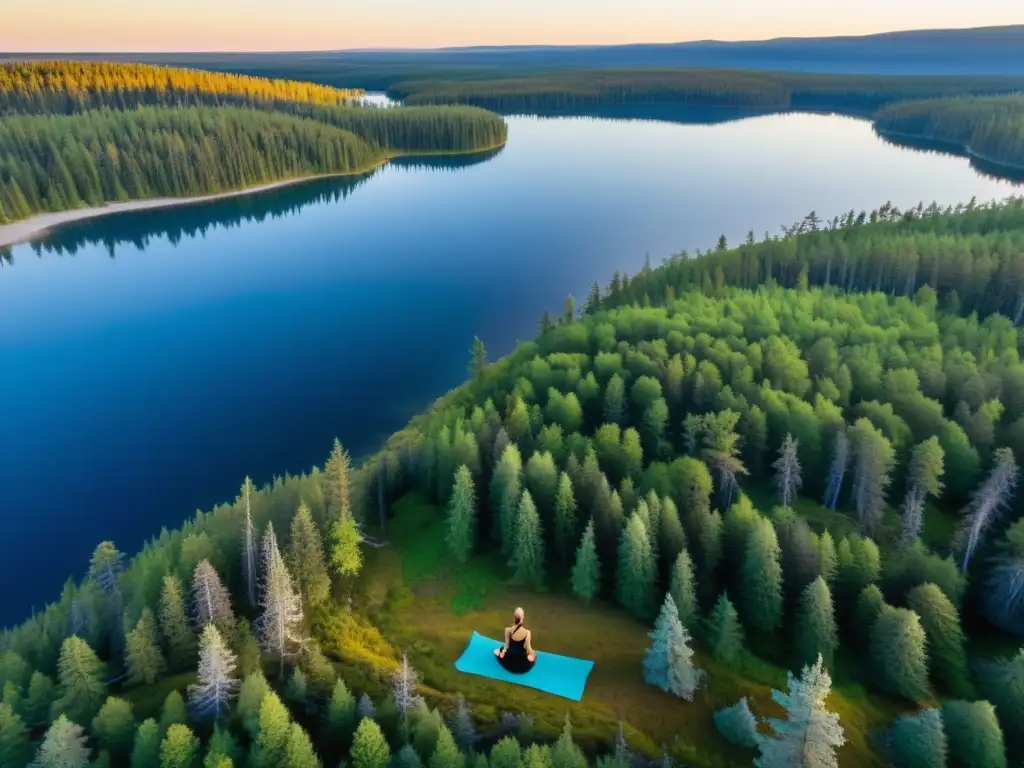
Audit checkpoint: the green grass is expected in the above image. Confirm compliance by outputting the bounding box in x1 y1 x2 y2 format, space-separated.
345 492 907 767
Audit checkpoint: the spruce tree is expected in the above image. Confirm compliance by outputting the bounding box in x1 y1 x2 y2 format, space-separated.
257 524 306 677
551 716 587 768
818 530 837 584
906 583 971 697
450 694 476 753
571 519 600 604
51 636 105 724
706 592 744 663
756 656 845 768
188 624 240 720
391 653 424 745
23 671 55 725
740 517 783 634
446 465 477 564
125 608 167 686
554 472 578 563
714 698 759 748
190 560 234 635
941 700 1006 768
396 744 424 768
237 672 270 740
509 490 545 588
160 691 187 733
643 593 703 700
976 648 1024 759
772 433 802 509
323 679 357 750
160 723 200 768
490 445 522 556
351 718 391 768
287 502 331 608
490 736 521 768
0 702 30 768
131 719 161 768
32 715 90 768
240 476 258 606
658 497 686 574
159 575 197 670
794 577 838 671
283 722 319 768
870 606 930 702
669 549 698 630
429 725 464 768
91 697 134 761
250 691 291 768
887 708 947 768
329 516 364 581
324 438 354 522
617 514 656 621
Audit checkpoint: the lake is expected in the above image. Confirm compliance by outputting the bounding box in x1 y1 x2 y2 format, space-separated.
1 110 1020 626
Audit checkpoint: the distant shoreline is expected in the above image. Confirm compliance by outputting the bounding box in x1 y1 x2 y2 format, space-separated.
0 141 507 248
874 126 1024 177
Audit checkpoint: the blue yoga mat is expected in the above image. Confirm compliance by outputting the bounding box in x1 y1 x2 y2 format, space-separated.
454 631 595 701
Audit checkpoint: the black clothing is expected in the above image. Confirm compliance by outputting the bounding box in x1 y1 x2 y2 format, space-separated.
497 627 535 674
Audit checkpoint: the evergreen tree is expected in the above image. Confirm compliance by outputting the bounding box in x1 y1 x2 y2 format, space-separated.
706 592 744 663
669 549 699 630
941 700 1006 768
131 719 162 768
159 575 197 670
190 560 234 635
818 531 837 584
554 473 578 563
250 691 291 768
323 679 357 749
91 697 135 761
51 636 105 724
159 692 187 734
126 608 167 686
429 725 464 768
160 723 199 768
713 698 759 749
794 577 838 671
958 447 1018 571
740 518 784 634
287 502 331 608
756 656 845 768
551 717 586 768
772 433 802 509
470 337 488 380
603 375 626 426
237 672 270 740
32 715 90 768
450 694 476 753
351 718 391 768
188 624 240 720
391 653 424 744
0 702 30 768
870 606 930 701
204 726 240 768
257 524 306 677
490 445 523 556
240 476 258 606
489 736 521 768
412 707 442 760
446 465 477 564
22 672 55 725
887 708 947 768
616 514 656 621
396 744 424 768
329 516 364 581
976 648 1024 759
357 694 375 720
643 593 703 700
849 418 895 535
509 490 545 588
324 438 354 522
906 583 971 697
570 520 600 603
283 723 319 768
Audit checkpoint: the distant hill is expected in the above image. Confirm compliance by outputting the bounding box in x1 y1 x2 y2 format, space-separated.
5 25 1024 89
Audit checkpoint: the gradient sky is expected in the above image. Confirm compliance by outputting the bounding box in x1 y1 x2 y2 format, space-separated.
3 0 1021 52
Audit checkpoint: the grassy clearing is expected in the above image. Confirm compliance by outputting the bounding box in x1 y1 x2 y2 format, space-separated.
341 493 907 767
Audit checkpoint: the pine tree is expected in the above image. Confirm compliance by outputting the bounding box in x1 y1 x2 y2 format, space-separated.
429 725 464 768
329 516 364 581
714 698 759 748
160 723 199 768
325 438 354 522
617 514 656 621
643 593 703 700
250 691 291 768
941 700 1007 768
446 465 477 564
190 560 234 635
188 624 240 720
551 716 586 768
257 523 306 677
240 476 258 606
554 473 578 563
392 653 424 744
204 726 240 768
91 697 134 761
906 583 971 698
287 502 331 608
125 608 167 686
131 719 161 768
509 490 545 588
88 541 126 660
818 530 837 584
490 735 522 768
958 447 1018 571
740 517 783 634
0 702 30 768
571 519 600 604
32 715 90 768
870 606 930 701
351 718 391 768
283 722 319 768
160 691 187 733
706 592 744 663
794 577 838 671
887 708 947 768
491 444 523 556
669 549 699 629
323 679 357 749
772 434 802 509
470 337 487 380
756 655 845 768
849 418 895 535
159 575 197 670
51 636 105 724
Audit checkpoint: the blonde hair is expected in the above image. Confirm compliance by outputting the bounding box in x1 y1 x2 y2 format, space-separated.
514 607 525 624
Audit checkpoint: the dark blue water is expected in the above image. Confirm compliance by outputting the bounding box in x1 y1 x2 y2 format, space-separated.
1 112 1019 625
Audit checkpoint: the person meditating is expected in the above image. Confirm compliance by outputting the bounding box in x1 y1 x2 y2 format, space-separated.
493 607 536 673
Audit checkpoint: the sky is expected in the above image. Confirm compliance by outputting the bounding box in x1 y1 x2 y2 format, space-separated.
2 0 1021 52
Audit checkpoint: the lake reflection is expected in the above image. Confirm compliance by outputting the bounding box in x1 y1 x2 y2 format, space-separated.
1 111 1020 625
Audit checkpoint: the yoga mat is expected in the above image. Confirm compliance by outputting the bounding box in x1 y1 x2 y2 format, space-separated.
454 631 595 701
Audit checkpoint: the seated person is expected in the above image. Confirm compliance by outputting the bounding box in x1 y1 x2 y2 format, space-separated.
494 606 536 673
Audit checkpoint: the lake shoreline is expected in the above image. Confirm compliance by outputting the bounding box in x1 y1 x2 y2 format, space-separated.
874 126 1024 178
0 142 507 248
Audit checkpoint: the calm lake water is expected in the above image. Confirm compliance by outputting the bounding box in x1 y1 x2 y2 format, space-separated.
1 111 1020 625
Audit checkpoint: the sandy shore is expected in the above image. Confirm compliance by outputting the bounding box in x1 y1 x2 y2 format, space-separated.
0 170 379 248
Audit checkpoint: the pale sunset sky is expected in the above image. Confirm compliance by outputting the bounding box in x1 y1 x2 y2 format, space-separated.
2 0 1020 52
